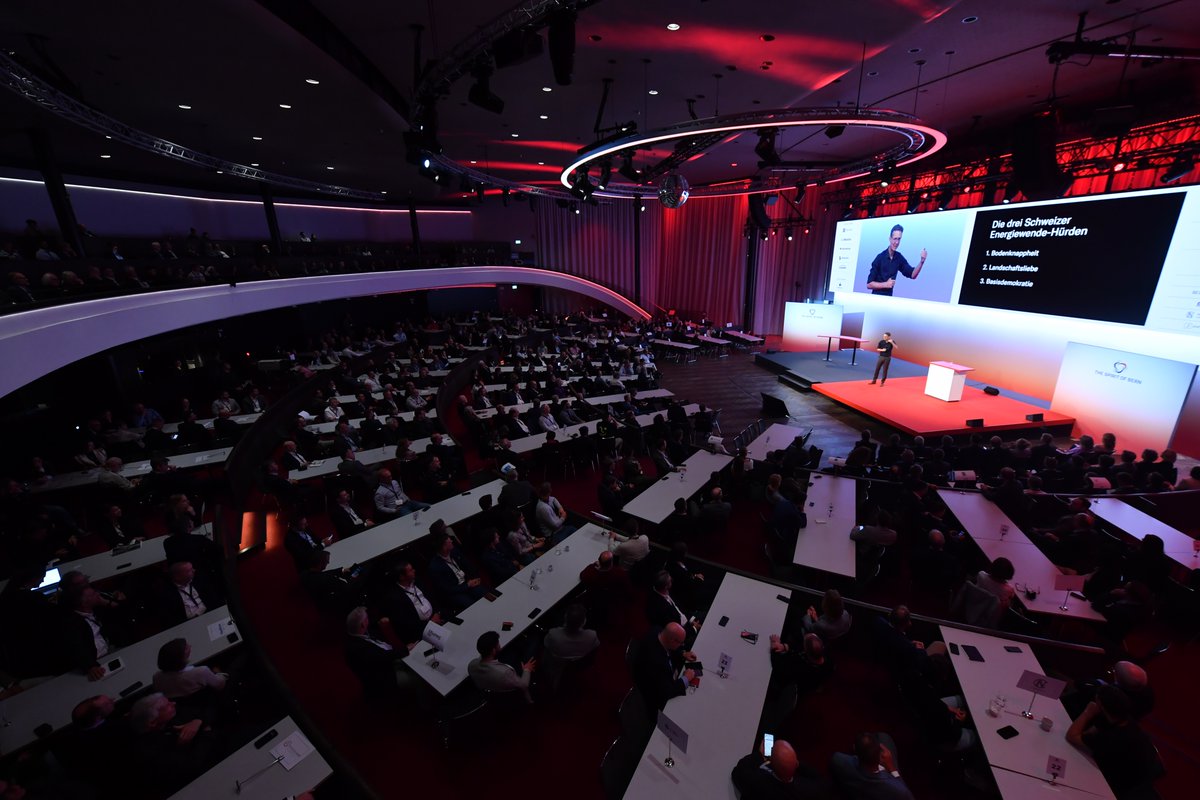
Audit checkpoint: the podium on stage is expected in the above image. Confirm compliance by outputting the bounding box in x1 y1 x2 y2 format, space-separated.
924 361 974 402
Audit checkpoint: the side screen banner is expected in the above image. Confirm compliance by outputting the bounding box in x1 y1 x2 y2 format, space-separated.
956 193 1185 324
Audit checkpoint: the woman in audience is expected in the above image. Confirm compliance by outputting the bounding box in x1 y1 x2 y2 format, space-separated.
152 637 227 705
803 589 852 641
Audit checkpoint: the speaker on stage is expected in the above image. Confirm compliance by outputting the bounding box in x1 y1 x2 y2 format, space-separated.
966 418 984 428
762 393 790 418
983 386 1000 396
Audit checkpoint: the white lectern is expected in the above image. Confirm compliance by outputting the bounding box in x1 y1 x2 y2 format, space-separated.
924 361 974 402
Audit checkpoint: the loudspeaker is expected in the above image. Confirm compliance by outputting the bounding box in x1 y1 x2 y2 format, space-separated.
1011 111 1069 201
1025 413 1044 423
983 386 1000 396
547 9 576 85
761 393 790 418
493 29 544 68
966 419 984 428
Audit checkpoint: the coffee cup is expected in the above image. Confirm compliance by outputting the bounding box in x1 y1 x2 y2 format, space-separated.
1040 716 1053 732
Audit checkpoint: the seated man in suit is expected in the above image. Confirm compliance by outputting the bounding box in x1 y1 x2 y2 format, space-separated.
159 561 224 625
337 448 377 490
421 455 454 503
646 570 701 647
57 580 131 679
651 438 679 477
428 533 487 613
283 515 333 571
732 738 832 800
829 732 914 800
300 549 367 614
129 692 221 795
373 560 442 647
344 606 407 696
632 622 698 714
468 630 538 703
498 468 537 510
281 439 310 471
329 489 374 539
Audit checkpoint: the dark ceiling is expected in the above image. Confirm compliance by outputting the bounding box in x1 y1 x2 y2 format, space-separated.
0 0 1197 204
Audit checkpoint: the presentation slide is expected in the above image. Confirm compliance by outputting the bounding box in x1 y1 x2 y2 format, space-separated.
829 185 1199 336
1050 343 1197 454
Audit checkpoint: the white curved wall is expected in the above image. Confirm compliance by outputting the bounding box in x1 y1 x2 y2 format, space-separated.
0 267 648 398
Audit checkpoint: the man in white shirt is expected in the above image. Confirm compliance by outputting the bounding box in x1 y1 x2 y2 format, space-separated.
97 457 137 491
211 391 240 416
609 525 650 569
537 405 560 433
169 561 208 620
373 468 430 518
323 397 345 422
404 387 428 411
535 482 576 544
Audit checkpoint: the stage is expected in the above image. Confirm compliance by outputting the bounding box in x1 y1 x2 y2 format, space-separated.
756 350 1075 437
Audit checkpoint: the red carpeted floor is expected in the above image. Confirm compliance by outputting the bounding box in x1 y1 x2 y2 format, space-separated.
813 377 1075 437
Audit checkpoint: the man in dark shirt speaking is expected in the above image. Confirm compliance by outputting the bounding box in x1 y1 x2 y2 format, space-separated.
869 333 896 386
866 224 926 295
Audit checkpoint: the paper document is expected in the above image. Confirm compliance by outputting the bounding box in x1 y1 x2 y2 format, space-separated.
270 732 315 770
207 617 237 641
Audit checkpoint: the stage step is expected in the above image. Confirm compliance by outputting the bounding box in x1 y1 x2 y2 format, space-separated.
779 372 814 393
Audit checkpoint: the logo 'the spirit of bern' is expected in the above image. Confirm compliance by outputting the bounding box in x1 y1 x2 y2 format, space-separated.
1113 362 1128 374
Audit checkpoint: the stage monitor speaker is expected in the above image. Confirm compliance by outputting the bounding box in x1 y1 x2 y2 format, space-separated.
762 393 790 418
966 418 984 428
1025 413 1044 423
983 386 1000 396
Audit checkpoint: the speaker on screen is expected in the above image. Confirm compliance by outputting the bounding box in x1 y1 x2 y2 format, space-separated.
983 386 1000 396
762 393 790 418
1025 413 1044 423
966 418 984 428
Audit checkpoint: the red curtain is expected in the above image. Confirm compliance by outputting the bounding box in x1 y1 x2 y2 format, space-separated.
647 194 748 324
534 199 640 310
751 190 838 334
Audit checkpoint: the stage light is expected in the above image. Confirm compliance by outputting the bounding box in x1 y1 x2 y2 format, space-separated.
824 125 845 139
785 228 794 241
1160 153 1194 184
468 63 505 114
596 160 612 189
569 169 595 200
1112 161 1126 172
619 152 642 183
760 231 769 241
936 187 954 210
754 128 781 166
793 183 806 205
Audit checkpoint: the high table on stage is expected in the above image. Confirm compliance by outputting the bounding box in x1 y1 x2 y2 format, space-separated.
817 334 871 366
924 360 974 402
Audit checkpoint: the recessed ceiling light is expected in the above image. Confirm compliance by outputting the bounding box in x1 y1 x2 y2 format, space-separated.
730 162 738 167
250 163 260 167
666 23 680 31
279 103 292 109
539 114 549 119
252 136 263 141
867 70 879 76
381 190 388 194
514 239 522 245
962 16 978 23
511 133 519 138
326 166 334 170
470 160 478 164
648 89 659 96
216 170 223 174
104 135 112 139
537 161 545 165
305 78 320 85
100 154 111 159
177 104 192 110
542 86 552 92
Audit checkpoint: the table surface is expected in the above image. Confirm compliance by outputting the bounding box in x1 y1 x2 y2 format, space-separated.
1087 496 1196 562
990 765 1113 800
745 423 809 462
296 433 454 480
0 606 240 753
929 361 975 372
308 408 437 434
723 330 763 342
689 335 730 345
794 474 858 577
939 626 1115 800
406 524 611 696
652 339 700 350
585 388 674 406
324 478 504 570
624 573 793 800
623 450 734 524
30 448 232 494
937 491 1105 621
509 405 700 455
162 412 262 433
168 717 332 800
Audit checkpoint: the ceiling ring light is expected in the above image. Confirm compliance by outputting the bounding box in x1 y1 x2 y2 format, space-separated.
560 107 948 199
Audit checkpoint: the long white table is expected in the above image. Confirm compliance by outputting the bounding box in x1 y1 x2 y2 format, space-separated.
0 607 240 753
795 474 857 577
1087 496 1196 562
745 423 809 462
30 449 233 494
938 492 1105 621
162 412 262 434
586 388 674 406
623 450 734 525
652 338 700 351
296 433 455 480
625 574 792 799
308 408 438 434
405 524 611 696
688 335 730 346
168 716 332 800
723 330 764 344
509 405 701 456
940 626 1116 800
324 479 504 570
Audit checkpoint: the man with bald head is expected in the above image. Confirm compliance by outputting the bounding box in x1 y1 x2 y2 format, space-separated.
1064 660 1154 720
733 737 832 799
632 621 698 714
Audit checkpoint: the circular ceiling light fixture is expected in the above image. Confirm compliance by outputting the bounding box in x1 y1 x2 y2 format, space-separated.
305 78 320 85
666 23 681 31
558 106 947 199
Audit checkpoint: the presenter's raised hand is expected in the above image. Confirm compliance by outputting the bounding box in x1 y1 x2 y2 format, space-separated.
920 247 928 262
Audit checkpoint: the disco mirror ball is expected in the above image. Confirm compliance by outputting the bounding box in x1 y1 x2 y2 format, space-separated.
657 172 690 209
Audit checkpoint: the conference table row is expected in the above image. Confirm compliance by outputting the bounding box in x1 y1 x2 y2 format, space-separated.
475 387 675 420
291 433 459 480
623 449 734 525
508 404 702 456
31 446 234 494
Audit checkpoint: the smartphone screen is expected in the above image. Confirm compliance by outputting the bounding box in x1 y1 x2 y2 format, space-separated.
763 733 775 757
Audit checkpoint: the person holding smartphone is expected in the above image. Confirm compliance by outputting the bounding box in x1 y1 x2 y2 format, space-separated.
732 736 830 799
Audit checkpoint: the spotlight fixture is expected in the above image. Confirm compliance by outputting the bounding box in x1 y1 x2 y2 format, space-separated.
906 194 920 214
569 169 595 200
793 183 806 205
824 125 845 139
596 160 612 189
754 128 781 166
467 62 505 114
936 187 954 210
1002 183 1019 203
1160 153 1195 184
879 165 894 187
618 152 642 183
667 23 681 31
572 203 581 214
635 195 646 212
785 228 794 241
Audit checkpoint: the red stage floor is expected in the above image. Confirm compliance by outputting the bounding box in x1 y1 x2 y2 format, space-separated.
813 376 1075 437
